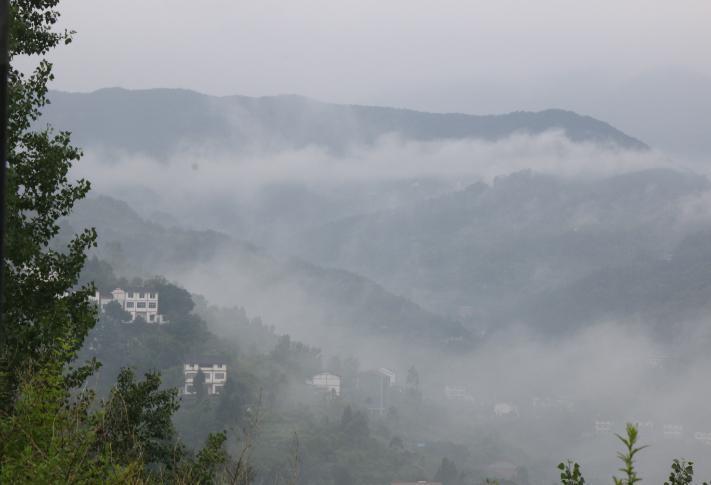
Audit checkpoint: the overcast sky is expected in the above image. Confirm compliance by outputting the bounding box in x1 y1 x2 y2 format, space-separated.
40 0 710 114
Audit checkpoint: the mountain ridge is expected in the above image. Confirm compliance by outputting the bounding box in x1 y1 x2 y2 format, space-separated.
42 87 648 158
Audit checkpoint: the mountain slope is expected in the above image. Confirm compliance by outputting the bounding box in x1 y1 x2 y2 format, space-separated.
291 168 711 334
61 195 472 350
43 88 647 158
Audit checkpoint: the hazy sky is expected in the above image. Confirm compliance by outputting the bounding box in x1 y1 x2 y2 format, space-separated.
42 0 710 114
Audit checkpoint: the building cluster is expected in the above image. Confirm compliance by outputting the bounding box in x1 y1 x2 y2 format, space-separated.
183 363 227 396
90 288 166 323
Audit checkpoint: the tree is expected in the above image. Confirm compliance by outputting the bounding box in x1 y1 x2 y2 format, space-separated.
1 0 98 410
216 376 248 425
340 406 369 442
194 368 208 400
145 276 194 320
406 365 420 390
0 358 140 483
434 457 459 485
100 367 181 467
0 2 231 482
103 300 130 323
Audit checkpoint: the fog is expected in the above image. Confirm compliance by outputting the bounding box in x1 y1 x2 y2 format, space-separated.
73 132 676 242
63 126 711 482
27 2 710 480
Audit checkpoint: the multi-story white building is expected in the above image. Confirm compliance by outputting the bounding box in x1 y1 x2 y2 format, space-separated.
358 368 396 416
308 372 341 397
90 287 166 323
184 363 227 396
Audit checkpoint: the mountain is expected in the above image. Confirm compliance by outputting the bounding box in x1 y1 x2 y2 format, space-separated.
290 168 711 335
42 88 647 158
60 195 472 351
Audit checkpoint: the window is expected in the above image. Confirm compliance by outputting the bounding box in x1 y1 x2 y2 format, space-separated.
126 302 134 308
214 372 226 380
148 302 157 309
147 314 153 322
136 302 146 309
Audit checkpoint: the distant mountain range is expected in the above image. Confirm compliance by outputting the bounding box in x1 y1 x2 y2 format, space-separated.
42 88 648 158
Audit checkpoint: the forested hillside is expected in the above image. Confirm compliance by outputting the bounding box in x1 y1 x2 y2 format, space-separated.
292 168 711 337
60 196 472 350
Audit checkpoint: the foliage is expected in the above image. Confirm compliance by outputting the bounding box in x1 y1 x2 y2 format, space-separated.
99 368 181 467
0 358 142 483
664 459 709 485
104 300 131 322
558 460 585 485
0 3 229 483
1 0 97 410
613 424 648 485
558 425 709 485
144 276 195 321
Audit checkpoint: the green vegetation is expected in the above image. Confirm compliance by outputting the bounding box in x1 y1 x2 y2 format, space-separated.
0 1 228 482
558 425 709 485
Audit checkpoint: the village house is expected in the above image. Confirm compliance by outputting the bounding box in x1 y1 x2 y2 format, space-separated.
183 363 228 396
308 372 341 397
90 287 166 323
663 424 683 439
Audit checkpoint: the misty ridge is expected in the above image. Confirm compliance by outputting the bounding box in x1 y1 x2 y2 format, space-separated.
51 88 711 482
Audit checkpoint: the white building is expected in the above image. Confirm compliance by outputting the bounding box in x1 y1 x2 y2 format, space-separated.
358 368 396 416
445 386 467 400
494 402 519 417
183 363 227 396
595 421 613 434
90 287 166 323
308 372 341 397
663 424 683 439
693 431 711 446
